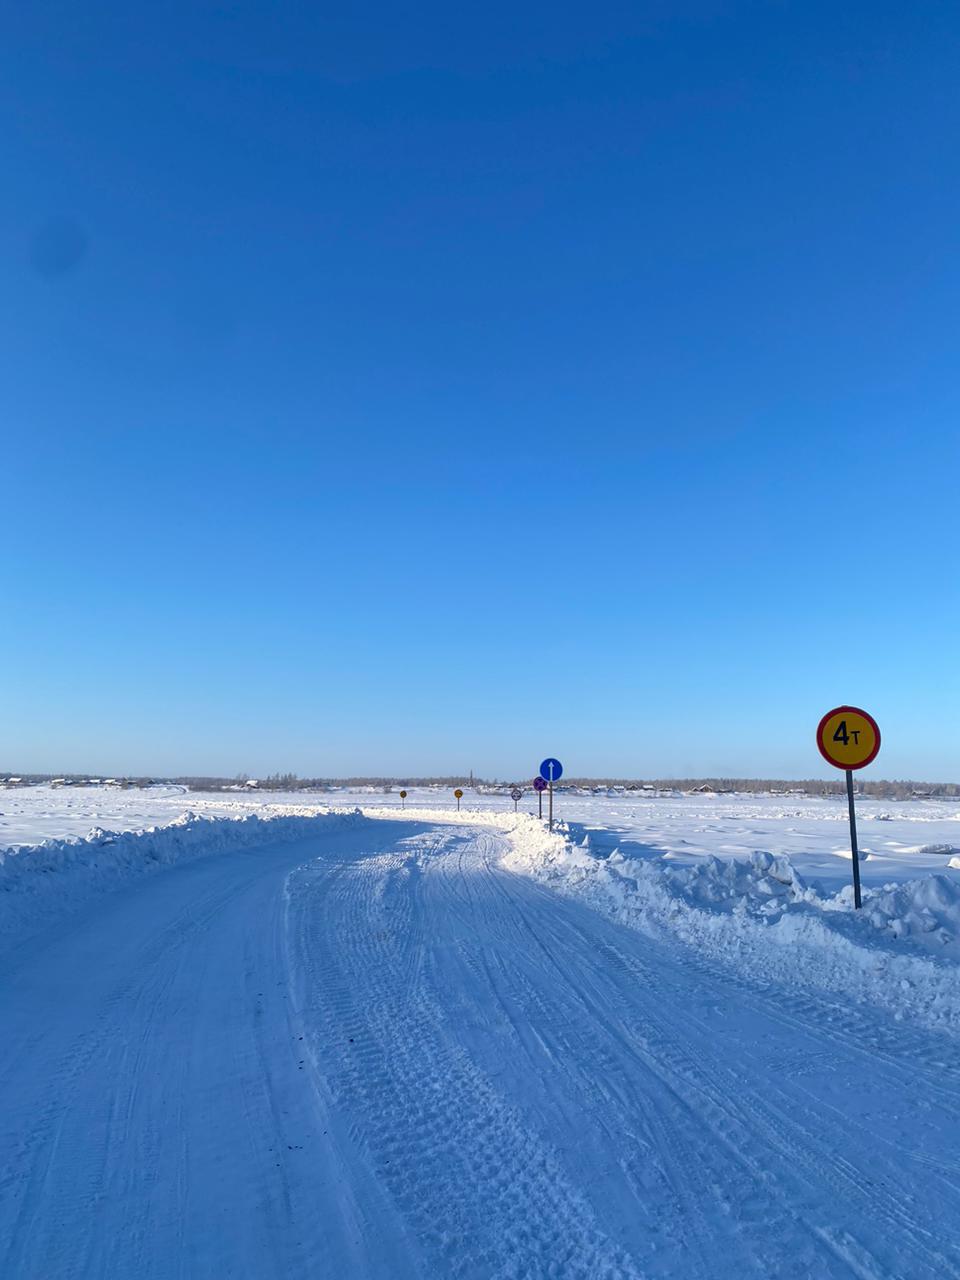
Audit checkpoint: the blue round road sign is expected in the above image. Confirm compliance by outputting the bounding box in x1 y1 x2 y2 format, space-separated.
539 758 563 783
532 777 547 793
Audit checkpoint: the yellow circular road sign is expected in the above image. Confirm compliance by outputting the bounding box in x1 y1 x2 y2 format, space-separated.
816 705 881 771
454 789 463 799
399 790 407 799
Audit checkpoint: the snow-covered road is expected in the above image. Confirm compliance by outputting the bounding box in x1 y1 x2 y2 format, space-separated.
2 817 959 1278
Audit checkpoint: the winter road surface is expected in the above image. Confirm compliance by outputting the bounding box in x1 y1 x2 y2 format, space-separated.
2 818 959 1279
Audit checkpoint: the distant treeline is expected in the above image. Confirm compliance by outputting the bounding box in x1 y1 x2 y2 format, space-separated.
3 771 958 800
189 774 960 799
0 772 477 791
561 778 960 799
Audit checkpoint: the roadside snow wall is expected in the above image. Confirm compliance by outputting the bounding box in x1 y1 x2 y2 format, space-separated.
0 808 362 954
501 815 960 1035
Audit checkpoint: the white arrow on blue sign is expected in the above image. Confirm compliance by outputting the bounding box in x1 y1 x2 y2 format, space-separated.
539 758 563 783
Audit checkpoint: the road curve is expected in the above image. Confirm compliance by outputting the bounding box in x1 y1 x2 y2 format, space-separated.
1 817 958 1278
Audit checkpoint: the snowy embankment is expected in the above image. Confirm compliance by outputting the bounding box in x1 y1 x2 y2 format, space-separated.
501 813 960 1034
6 798 960 1034
0 807 360 952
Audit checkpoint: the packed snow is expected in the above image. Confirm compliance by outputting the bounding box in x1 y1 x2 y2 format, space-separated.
2 785 960 1275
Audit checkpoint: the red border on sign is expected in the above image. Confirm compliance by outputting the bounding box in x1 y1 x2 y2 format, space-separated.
816 705 881 771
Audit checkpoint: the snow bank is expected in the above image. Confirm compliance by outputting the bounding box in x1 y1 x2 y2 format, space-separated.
0 808 361 953
501 815 960 1034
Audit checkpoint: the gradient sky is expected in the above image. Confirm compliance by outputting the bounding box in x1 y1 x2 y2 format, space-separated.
3 1 958 780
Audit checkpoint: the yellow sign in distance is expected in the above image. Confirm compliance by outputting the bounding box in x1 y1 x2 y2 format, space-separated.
453 789 463 799
816 706 881 771
399 790 407 799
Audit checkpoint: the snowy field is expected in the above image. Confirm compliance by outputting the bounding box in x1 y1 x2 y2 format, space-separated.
4 781 960 889
2 784 960 1276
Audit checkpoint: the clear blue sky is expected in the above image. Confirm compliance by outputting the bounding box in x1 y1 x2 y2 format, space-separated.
3 1 958 780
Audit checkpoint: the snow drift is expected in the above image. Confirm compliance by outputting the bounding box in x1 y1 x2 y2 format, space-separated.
0 808 361 953
500 814 960 1034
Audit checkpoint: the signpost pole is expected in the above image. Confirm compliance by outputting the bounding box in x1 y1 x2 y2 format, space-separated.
538 790 542 820
845 769 862 909
548 778 554 832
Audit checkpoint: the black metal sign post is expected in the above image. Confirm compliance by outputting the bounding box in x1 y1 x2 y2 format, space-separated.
845 769 862 910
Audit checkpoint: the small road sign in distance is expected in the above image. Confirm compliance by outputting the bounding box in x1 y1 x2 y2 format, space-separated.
539 758 563 783
532 777 547 793
510 788 522 801
816 706 881 771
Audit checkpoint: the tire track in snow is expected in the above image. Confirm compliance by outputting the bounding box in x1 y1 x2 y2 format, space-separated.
568 922 960 1270
419 830 960 1278
0 833 383 1280
286 829 641 1280
447 842 831 1278
499 886 960 1279
0 873 247 1277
